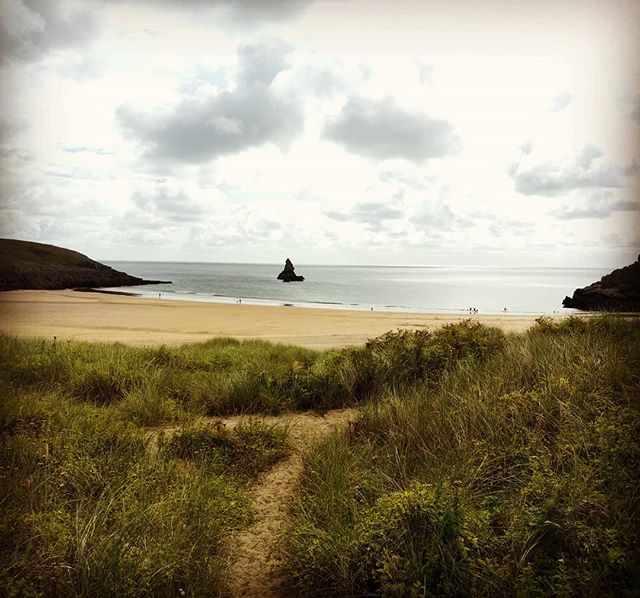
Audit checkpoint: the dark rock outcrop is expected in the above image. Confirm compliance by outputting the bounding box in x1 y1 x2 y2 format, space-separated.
562 255 640 311
277 258 304 282
0 238 171 291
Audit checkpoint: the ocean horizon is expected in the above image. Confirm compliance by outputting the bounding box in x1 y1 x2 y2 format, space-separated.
105 261 609 315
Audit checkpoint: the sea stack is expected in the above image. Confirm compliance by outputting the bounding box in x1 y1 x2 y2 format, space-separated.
562 255 640 311
277 258 304 282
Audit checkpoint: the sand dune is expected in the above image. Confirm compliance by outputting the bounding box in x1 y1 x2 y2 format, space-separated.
0 289 557 349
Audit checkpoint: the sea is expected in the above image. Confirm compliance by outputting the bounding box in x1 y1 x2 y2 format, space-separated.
104 262 609 315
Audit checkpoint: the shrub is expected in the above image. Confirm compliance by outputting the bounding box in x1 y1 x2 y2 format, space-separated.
164 419 290 480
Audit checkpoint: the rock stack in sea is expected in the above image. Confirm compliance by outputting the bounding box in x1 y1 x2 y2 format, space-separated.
562 255 640 311
277 258 304 282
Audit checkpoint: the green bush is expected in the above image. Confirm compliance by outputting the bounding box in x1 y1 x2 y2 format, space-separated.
164 419 290 480
283 316 640 596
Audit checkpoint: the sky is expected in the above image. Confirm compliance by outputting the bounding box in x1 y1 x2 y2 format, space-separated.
0 0 639 267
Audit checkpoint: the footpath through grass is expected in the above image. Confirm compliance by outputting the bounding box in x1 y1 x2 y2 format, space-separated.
283 316 640 597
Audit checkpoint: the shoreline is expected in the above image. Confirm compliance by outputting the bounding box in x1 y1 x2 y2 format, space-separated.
94 285 571 317
0 289 568 349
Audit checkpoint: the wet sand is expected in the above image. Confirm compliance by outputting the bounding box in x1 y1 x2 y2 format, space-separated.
0 290 556 349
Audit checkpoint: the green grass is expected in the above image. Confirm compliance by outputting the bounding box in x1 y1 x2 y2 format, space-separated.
2 316 638 596
0 388 287 596
282 316 640 596
0 320 503 418
163 419 291 481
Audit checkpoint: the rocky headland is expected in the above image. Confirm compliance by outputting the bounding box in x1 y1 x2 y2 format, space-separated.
0 238 171 291
562 255 640 311
277 258 304 282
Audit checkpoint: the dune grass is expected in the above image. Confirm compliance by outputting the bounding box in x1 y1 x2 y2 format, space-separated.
0 388 288 596
2 316 637 596
282 316 640 596
0 320 503 420
0 320 502 596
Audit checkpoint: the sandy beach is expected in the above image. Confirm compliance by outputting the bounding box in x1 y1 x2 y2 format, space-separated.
0 289 554 349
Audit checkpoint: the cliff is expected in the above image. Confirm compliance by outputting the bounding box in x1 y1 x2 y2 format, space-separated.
0 238 171 291
562 255 640 311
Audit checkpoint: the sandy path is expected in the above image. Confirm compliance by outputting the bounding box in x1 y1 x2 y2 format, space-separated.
0 289 553 349
220 409 357 598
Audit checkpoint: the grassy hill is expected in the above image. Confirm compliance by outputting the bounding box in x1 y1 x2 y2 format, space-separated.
0 238 168 291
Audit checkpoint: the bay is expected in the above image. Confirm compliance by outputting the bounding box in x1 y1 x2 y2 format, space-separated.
105 262 609 315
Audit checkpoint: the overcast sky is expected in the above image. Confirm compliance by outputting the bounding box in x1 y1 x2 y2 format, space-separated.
1 0 639 267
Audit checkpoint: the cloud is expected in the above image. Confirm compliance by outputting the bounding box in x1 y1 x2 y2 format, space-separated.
551 92 572 112
602 232 640 249
510 145 633 196
323 97 460 162
59 145 113 155
626 93 640 123
379 170 433 189
288 63 355 98
488 219 534 238
0 0 98 63
100 0 326 25
410 200 471 230
326 201 404 227
178 0 316 25
419 63 434 84
519 141 533 155
551 191 639 220
131 186 210 222
237 39 290 85
116 40 304 165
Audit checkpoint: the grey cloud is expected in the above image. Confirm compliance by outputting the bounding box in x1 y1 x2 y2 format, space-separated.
0 116 28 142
419 63 434 84
290 64 352 98
117 41 303 164
489 219 534 238
178 66 228 95
326 201 404 227
325 211 349 221
602 233 640 249
100 0 324 25
60 145 113 155
575 144 603 169
324 97 460 162
551 92 572 112
198 0 316 24
132 187 208 222
511 145 633 196
551 192 639 220
410 201 471 230
519 141 533 155
0 0 98 63
627 94 640 123
237 40 289 85
379 171 433 189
